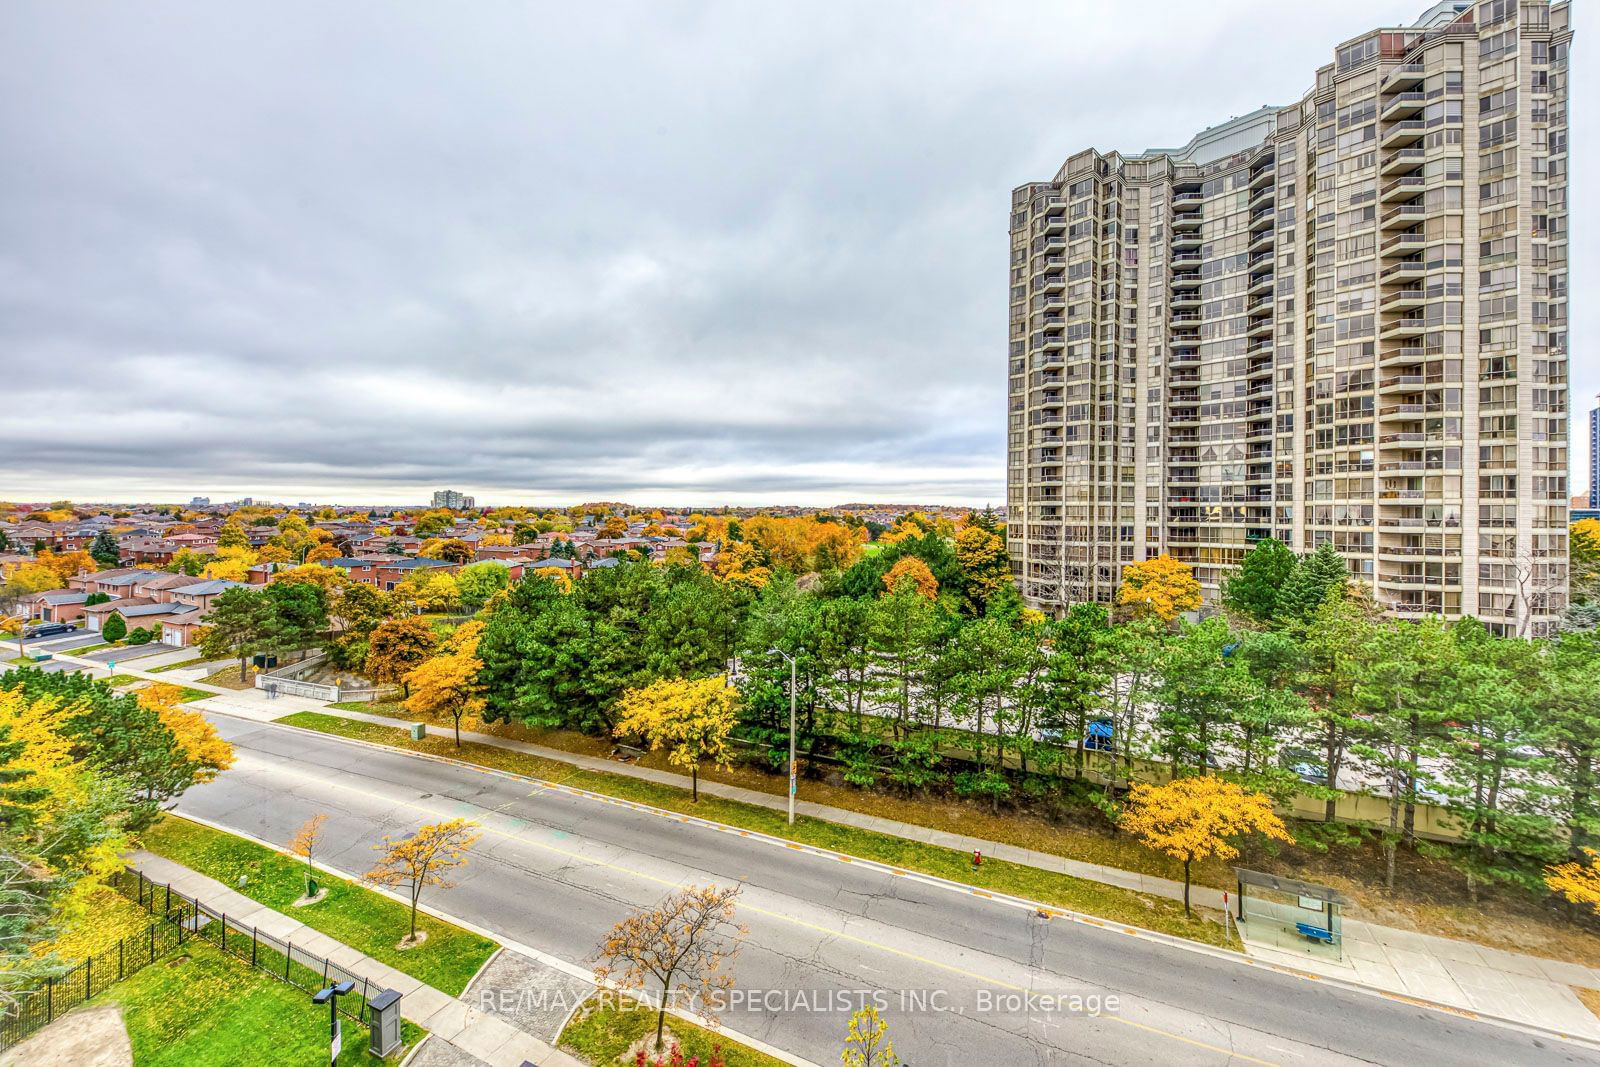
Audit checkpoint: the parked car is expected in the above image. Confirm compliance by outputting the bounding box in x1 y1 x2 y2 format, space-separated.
1280 746 1329 787
23 622 77 639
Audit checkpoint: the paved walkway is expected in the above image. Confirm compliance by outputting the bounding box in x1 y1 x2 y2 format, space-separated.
130 852 585 1067
23 647 1600 1042
301 706 1600 1041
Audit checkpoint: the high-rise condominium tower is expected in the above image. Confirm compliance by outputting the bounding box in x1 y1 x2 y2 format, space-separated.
1007 0 1573 636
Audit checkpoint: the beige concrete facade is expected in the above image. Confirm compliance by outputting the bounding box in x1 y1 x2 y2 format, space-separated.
1008 0 1573 636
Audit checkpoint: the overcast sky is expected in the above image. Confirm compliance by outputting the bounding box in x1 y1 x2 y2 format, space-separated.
1 1 1590 507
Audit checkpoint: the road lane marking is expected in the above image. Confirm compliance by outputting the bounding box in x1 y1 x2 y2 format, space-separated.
236 757 1282 1066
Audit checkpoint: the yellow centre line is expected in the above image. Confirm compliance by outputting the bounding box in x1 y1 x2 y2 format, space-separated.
251 756 1281 1066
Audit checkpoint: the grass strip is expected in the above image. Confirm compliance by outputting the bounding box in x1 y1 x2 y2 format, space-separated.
278 712 1234 948
102 935 423 1065
141 815 499 995
560 993 786 1067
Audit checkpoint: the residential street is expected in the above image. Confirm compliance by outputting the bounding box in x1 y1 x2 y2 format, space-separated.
176 713 1600 1067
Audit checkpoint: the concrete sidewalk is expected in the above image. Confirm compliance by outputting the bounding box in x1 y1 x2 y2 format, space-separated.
299 705 1600 1041
130 851 585 1067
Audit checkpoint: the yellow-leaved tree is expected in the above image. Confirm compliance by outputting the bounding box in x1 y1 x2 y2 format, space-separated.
136 684 236 786
710 540 770 589
202 545 257 582
0 689 129 935
841 1005 901 1067
1119 775 1290 915
1117 555 1201 624
1545 850 1600 915
403 620 486 747
613 676 739 802
365 818 481 946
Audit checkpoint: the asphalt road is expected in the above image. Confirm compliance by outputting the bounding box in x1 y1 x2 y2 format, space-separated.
176 714 1600 1067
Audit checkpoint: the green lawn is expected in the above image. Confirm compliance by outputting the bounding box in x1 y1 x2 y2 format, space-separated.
277 713 1235 948
100 936 422 1066
148 658 212 673
140 816 499 995
560 995 785 1067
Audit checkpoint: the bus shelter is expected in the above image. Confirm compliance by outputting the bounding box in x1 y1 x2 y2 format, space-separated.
1234 868 1348 962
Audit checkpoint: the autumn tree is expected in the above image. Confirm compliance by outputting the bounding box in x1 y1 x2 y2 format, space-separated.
1116 555 1201 624
1120 775 1290 914
136 684 236 788
598 516 628 540
367 617 439 696
594 884 746 1053
1545 850 1600 915
841 1005 901 1067
403 621 486 746
710 540 770 589
202 545 257 582
881 556 937 600
953 522 1008 616
34 550 96 584
413 509 455 537
290 813 328 898
420 538 474 565
217 521 249 550
365 818 480 944
613 676 739 801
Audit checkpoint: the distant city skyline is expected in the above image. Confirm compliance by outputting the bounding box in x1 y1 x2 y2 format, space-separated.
2 1 1592 504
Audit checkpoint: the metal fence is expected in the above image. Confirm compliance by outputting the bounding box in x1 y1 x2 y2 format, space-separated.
0 868 384 1052
113 869 377 1024
0 895 185 1051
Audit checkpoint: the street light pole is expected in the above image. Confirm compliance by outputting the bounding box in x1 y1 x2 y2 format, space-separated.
312 980 355 1067
769 648 798 826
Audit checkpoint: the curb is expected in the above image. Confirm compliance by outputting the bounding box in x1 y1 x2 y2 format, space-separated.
162 810 821 1067
208 707 1600 1055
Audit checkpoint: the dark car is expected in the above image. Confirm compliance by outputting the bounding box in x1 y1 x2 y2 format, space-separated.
23 622 77 639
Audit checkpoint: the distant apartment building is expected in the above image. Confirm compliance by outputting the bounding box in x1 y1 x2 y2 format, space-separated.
1008 0 1572 636
1589 396 1599 509
431 489 476 510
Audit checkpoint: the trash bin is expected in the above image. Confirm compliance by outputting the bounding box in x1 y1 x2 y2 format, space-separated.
368 989 403 1056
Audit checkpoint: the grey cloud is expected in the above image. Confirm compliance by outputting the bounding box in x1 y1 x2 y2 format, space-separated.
3 0 1588 505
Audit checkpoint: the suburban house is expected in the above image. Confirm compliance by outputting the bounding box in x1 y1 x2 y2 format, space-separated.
370 558 458 590
21 590 90 624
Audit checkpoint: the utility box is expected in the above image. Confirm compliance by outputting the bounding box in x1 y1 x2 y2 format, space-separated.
409 722 426 741
368 989 403 1057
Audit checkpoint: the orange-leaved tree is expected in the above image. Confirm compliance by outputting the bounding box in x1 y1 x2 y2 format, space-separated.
881 556 937 600
1117 555 1201 623
365 818 481 944
366 617 439 696
1119 775 1289 915
613 676 738 802
594 884 746 1053
290 813 328 897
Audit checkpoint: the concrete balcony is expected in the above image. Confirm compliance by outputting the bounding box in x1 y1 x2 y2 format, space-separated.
1380 147 1427 174
1381 91 1426 120
1380 120 1427 148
